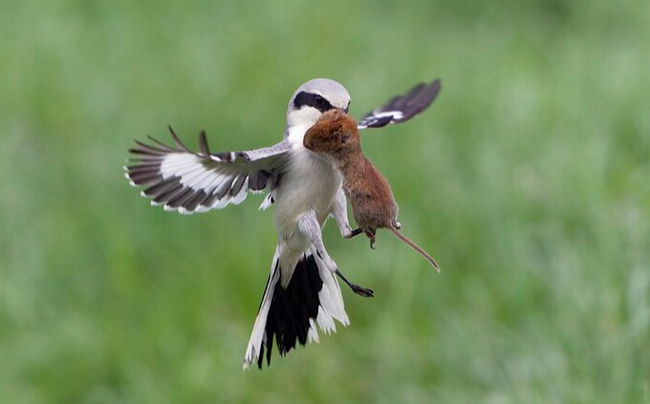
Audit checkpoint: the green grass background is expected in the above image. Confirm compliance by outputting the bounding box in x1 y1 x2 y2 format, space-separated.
1 1 649 403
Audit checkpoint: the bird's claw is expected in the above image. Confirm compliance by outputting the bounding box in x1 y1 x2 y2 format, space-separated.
351 284 374 298
344 228 363 239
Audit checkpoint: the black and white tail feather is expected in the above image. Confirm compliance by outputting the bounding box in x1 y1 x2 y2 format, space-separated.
243 245 349 369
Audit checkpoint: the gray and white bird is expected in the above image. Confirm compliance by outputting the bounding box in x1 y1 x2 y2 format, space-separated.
125 78 441 369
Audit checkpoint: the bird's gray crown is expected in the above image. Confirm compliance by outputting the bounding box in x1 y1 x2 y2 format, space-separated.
287 78 351 115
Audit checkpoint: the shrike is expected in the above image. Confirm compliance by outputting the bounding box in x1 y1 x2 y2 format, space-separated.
125 78 441 369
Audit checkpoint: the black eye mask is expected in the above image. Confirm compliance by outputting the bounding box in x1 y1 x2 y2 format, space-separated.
293 91 334 113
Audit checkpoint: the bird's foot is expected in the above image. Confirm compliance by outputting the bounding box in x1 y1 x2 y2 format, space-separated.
335 269 374 298
350 284 374 298
344 228 363 239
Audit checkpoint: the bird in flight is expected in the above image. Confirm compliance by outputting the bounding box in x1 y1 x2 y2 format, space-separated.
124 78 441 369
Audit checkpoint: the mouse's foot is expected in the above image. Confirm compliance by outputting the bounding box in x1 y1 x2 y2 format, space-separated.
364 229 377 249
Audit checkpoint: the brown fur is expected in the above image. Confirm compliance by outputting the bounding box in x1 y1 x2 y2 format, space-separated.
304 109 439 270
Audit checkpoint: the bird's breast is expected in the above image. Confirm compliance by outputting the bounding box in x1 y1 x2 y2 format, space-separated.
273 145 342 233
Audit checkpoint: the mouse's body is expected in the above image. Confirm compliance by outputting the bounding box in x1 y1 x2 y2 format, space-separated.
304 109 439 270
303 109 397 240
342 154 399 238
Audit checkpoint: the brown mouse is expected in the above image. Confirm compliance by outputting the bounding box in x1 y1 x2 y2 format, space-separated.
304 109 439 271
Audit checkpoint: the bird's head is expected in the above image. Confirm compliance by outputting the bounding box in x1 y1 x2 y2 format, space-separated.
286 78 351 130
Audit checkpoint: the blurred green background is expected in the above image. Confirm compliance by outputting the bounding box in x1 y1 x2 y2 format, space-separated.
1 0 649 403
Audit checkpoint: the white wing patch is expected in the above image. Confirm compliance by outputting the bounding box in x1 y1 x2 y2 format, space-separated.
126 127 288 214
357 79 441 129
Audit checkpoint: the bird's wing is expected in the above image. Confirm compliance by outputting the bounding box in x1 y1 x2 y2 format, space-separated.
357 79 441 129
125 126 290 214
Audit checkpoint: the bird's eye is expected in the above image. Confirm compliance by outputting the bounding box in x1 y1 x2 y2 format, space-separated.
293 91 333 113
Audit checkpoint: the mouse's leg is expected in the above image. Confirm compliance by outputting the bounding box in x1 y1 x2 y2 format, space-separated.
365 229 377 249
299 209 373 296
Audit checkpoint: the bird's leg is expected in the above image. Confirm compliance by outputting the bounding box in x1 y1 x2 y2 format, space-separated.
299 210 373 296
345 228 363 239
335 269 373 298
298 210 340 273
330 189 365 239
330 188 354 238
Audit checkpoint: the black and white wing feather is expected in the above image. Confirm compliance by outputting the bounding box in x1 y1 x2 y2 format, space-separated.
125 126 289 214
357 79 441 129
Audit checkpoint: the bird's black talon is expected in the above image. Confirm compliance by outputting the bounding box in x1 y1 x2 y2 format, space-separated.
351 285 374 298
346 228 363 239
335 269 373 298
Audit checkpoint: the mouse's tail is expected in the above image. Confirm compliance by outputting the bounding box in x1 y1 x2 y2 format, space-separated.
389 227 440 272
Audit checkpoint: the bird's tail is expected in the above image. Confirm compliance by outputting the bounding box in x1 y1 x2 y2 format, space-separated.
243 245 349 369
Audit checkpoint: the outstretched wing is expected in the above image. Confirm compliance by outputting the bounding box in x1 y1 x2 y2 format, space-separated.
125 126 289 214
357 79 441 129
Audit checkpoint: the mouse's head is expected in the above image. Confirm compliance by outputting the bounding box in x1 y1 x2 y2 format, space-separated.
303 109 360 158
